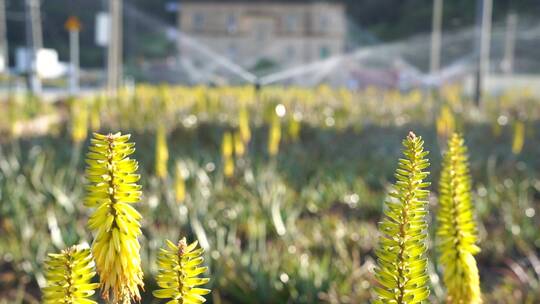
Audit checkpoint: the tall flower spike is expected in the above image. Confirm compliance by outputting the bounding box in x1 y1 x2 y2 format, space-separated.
238 105 251 144
153 238 211 303
222 132 234 177
71 100 89 144
175 161 187 204
374 132 431 304
85 132 144 303
437 133 482 303
156 124 169 179
268 113 281 157
511 120 525 155
42 244 99 304
233 130 245 158
435 104 455 140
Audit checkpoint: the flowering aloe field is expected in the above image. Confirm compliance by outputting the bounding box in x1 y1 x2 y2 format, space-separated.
0 85 539 303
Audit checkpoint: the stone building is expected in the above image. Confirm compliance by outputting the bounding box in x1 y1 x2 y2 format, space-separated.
178 1 346 71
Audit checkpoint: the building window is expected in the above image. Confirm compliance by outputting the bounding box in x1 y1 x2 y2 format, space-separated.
320 14 330 32
227 14 237 33
193 12 204 31
285 14 297 33
256 24 268 42
319 45 330 59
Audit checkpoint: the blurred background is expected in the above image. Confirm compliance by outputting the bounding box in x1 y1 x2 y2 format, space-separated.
0 0 540 303
1 0 540 92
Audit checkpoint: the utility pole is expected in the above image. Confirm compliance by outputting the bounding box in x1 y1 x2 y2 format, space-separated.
176 2 182 69
65 16 81 95
30 0 43 50
430 0 443 75
502 13 517 75
473 0 493 107
107 0 123 95
25 0 42 95
0 0 7 74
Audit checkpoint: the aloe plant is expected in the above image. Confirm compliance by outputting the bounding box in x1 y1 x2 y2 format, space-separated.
156 124 170 179
42 245 99 304
374 132 431 304
437 133 481 303
222 131 234 177
85 132 144 303
153 238 211 303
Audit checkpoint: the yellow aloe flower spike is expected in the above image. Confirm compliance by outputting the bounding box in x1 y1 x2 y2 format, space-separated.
71 100 89 144
85 132 144 303
153 238 211 303
156 124 169 179
222 132 234 177
175 161 187 204
238 105 251 144
437 133 482 304
42 244 99 304
374 132 431 304
234 130 245 158
436 104 455 140
268 113 281 157
512 120 525 155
